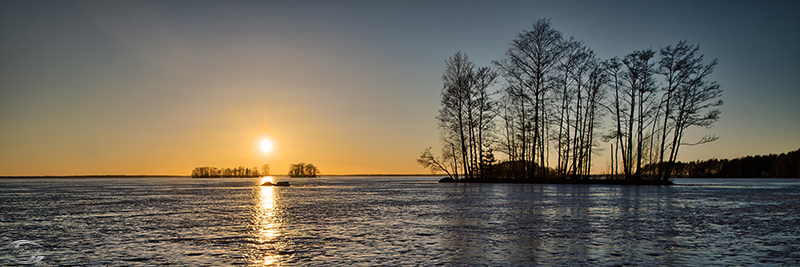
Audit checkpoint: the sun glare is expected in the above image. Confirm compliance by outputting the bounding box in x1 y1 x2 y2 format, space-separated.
259 138 273 154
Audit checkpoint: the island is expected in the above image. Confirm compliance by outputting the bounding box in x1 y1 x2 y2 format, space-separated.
287 163 320 178
420 20 728 186
191 164 270 178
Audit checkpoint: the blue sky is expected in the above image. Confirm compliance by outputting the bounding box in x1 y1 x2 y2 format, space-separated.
1 0 798 175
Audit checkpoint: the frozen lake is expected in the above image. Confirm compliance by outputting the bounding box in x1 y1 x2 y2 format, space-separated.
1 177 799 266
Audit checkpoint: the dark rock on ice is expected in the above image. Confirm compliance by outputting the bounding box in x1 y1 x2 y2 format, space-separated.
263 181 290 186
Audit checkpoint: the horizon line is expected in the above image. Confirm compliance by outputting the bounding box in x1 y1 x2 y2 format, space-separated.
0 174 442 178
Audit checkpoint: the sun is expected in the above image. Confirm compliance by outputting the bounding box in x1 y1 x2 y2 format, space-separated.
259 138 273 154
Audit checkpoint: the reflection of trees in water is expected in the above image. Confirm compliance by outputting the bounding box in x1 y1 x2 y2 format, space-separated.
438 184 682 265
439 185 546 264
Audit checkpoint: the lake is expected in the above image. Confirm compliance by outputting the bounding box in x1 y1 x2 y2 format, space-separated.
1 177 798 266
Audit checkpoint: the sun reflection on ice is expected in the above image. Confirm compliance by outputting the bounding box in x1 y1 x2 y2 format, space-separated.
255 176 281 265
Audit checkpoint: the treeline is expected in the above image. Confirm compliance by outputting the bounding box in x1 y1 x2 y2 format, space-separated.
419 19 723 182
645 148 800 178
288 163 319 178
191 164 270 178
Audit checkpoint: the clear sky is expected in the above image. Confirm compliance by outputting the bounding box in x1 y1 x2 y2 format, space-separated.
1 0 798 176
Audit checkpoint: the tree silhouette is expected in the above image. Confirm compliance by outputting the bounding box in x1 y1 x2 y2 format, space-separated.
421 19 723 182
417 147 456 179
494 18 566 179
288 163 319 178
191 166 264 178
649 148 799 178
436 51 498 180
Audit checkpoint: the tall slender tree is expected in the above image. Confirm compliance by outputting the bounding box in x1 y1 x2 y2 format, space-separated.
433 51 498 179
494 18 566 179
620 49 657 180
656 41 722 180
662 55 722 179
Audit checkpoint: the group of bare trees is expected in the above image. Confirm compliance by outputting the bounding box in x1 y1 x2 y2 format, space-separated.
427 51 499 180
288 163 319 178
191 164 269 178
419 19 722 181
494 20 608 180
607 41 722 181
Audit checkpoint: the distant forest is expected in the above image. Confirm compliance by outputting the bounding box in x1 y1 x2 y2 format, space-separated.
191 164 269 178
650 148 800 178
419 18 723 182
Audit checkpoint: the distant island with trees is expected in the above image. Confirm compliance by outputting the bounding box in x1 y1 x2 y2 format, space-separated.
190 163 321 178
191 164 269 178
288 163 320 178
419 19 726 185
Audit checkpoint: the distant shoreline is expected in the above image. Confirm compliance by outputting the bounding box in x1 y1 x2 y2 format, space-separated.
2 175 796 179
0 174 438 179
449 177 674 185
0 175 188 179
323 174 438 177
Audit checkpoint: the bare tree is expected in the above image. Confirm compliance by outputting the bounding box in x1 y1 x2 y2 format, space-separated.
439 51 473 178
417 147 456 179
619 49 657 180
656 41 722 180
472 66 499 176
554 39 580 178
435 51 498 179
603 57 625 178
663 55 722 179
494 18 566 179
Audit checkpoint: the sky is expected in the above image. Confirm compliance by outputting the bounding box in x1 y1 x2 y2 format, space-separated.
1 0 798 176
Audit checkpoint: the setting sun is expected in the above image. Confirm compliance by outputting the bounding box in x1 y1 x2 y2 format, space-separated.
259 138 273 154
